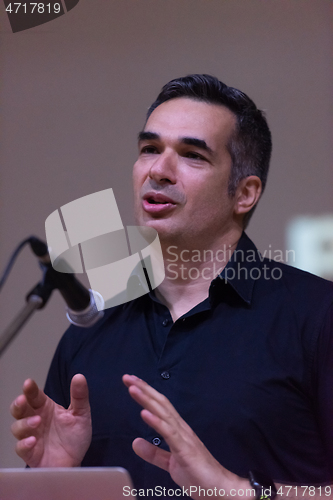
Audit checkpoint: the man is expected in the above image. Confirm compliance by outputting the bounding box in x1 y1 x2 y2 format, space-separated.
11 75 333 498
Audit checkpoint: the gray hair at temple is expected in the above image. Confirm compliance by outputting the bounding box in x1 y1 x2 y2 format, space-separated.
146 74 272 228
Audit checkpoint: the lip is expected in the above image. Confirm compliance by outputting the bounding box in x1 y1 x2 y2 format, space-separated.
142 199 177 214
142 192 177 215
143 192 177 204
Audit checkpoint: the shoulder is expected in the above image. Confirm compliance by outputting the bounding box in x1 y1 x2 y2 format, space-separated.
236 232 333 323
261 258 333 304
253 258 333 344
240 232 333 300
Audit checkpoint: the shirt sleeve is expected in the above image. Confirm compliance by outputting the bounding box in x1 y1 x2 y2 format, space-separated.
312 302 333 475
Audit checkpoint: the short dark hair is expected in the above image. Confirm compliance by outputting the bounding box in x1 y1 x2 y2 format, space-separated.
146 74 272 227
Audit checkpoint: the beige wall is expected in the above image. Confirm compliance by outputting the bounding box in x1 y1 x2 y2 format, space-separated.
0 0 332 467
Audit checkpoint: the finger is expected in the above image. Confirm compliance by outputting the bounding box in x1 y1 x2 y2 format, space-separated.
69 374 90 414
123 375 170 405
122 374 140 388
22 379 48 411
123 375 191 451
132 437 171 472
10 395 30 420
139 408 174 440
139 408 189 455
11 415 41 440
128 385 173 423
15 436 37 462
123 375 177 421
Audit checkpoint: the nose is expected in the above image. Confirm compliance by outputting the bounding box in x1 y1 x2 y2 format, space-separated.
148 151 177 184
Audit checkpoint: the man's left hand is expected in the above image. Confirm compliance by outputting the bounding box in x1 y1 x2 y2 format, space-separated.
122 374 252 499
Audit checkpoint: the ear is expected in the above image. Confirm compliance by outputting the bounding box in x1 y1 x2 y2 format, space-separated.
233 176 262 216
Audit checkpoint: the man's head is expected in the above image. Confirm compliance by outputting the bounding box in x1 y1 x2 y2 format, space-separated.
146 74 272 228
133 74 272 249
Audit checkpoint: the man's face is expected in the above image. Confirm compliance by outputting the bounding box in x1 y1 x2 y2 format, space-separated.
133 97 237 247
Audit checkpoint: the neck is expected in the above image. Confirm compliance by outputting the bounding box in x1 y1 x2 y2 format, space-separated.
156 228 242 322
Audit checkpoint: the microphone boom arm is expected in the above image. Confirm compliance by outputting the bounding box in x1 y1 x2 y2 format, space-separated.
0 260 91 358
0 294 43 357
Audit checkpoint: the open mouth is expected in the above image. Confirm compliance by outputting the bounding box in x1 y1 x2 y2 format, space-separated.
142 194 177 213
146 198 173 205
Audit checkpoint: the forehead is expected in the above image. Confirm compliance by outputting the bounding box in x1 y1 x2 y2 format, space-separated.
144 97 236 149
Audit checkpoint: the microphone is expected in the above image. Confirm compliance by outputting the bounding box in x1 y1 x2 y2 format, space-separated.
29 236 104 328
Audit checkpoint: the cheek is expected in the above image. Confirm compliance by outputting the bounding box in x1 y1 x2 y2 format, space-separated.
132 164 143 196
132 162 139 181
188 175 228 206
189 182 233 222
133 159 150 180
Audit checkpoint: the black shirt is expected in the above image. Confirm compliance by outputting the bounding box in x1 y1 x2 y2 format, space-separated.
45 232 333 492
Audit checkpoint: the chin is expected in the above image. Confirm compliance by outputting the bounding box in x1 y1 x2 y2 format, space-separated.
142 219 175 238
142 218 167 230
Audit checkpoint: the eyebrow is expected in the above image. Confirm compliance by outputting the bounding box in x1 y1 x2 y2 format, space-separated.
138 131 159 142
181 137 214 156
138 131 214 156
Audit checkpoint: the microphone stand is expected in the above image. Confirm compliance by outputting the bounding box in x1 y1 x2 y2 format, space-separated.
0 262 90 358
0 295 43 357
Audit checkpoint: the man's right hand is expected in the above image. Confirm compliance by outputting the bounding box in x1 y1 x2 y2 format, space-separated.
10 374 92 468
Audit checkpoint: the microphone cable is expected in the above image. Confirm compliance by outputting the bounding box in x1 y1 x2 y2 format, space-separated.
0 237 34 293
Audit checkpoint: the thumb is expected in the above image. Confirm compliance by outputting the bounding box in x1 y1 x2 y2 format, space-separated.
69 374 90 414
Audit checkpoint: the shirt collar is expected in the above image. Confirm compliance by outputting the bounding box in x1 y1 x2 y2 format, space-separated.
214 232 262 305
133 231 261 307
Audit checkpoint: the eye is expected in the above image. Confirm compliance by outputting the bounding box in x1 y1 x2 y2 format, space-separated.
140 145 159 154
185 151 205 161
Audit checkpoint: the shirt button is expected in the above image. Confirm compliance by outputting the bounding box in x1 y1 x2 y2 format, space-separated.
152 437 161 446
161 371 170 380
162 319 169 326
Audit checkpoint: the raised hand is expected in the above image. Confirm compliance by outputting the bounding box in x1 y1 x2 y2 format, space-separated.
123 375 250 499
10 374 92 468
